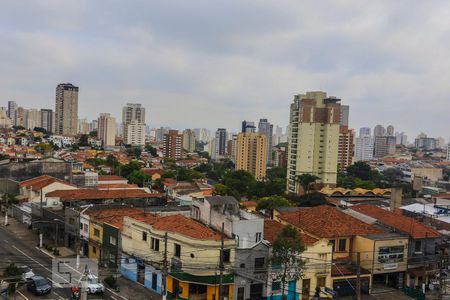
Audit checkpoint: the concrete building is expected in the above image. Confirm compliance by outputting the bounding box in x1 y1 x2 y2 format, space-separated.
55 83 78 135
163 130 182 160
97 113 116 147
241 120 256 133
414 137 436 150
395 132 408 146
258 118 273 164
14 106 27 128
40 109 53 133
214 128 227 159
78 118 90 134
386 125 394 136
182 129 196 153
7 101 17 125
122 103 146 146
25 108 41 130
235 132 268 180
447 144 450 161
355 135 374 162
373 125 386 137
338 126 354 171
287 91 341 193
359 127 371 136
0 110 11 128
374 136 396 158
340 105 349 126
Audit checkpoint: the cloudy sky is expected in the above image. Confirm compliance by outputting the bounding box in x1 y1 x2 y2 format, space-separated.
1 0 450 139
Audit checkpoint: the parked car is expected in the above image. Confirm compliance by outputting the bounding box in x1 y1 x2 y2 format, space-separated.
26 276 51 296
17 265 35 281
87 274 104 294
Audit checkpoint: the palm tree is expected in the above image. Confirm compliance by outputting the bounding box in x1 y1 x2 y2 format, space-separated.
295 174 320 198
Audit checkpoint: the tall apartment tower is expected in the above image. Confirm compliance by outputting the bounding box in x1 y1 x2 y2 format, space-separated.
214 128 227 158
338 126 354 171
163 130 183 160
97 113 116 147
122 103 146 145
14 107 27 128
242 121 256 133
25 109 41 130
182 129 196 153
235 132 268 180
386 125 394 136
373 124 386 137
40 109 54 133
355 129 374 162
340 105 350 126
374 136 396 158
7 101 17 125
55 83 78 135
287 91 341 193
258 118 273 164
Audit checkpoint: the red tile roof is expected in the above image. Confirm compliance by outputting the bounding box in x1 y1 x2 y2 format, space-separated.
142 168 164 176
138 214 225 241
46 189 163 201
350 204 440 239
98 175 128 181
20 175 75 191
279 205 381 238
264 219 318 246
240 201 257 207
88 208 158 229
97 184 139 189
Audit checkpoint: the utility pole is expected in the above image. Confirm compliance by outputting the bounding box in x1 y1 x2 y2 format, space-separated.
162 232 168 300
218 222 225 300
438 253 447 300
80 265 88 300
356 252 361 300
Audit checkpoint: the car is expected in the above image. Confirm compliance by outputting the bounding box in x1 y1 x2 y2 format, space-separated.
26 276 52 296
87 274 104 294
17 265 35 281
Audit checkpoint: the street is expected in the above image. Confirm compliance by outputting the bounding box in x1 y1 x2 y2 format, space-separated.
0 219 160 300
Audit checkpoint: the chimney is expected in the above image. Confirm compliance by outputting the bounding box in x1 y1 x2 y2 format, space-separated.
390 187 403 211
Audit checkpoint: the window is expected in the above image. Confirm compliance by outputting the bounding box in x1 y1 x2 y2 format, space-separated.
222 249 231 263
92 246 97 254
338 239 346 252
93 228 100 237
142 232 147 241
272 281 281 291
109 236 117 246
151 238 160 251
174 243 181 257
255 232 262 243
317 277 326 287
254 257 265 271
237 287 245 300
414 240 422 253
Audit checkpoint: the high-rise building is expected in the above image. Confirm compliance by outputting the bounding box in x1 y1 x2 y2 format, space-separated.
241 120 256 133
163 130 183 160
227 134 238 161
97 113 116 147
0 109 11 128
14 107 27 128
258 118 273 164
338 126 354 171
414 136 437 150
355 132 374 162
78 118 90 134
287 91 341 193
386 125 394 136
340 105 349 126
213 128 227 159
7 101 17 125
122 103 146 145
25 109 41 130
272 125 283 146
182 129 196 153
235 132 267 180
395 132 408 146
374 136 396 158
55 83 78 135
373 125 386 137
40 109 53 133
446 144 450 162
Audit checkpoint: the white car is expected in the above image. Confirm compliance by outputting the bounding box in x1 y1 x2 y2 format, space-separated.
17 265 35 281
87 274 104 294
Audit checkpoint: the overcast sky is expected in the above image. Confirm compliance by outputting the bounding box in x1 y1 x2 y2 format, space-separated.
1 0 450 139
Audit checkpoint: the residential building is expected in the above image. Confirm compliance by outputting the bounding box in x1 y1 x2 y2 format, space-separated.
193 128 210 143
97 113 116 147
395 132 408 146
0 110 11 128
386 125 394 136
374 136 396 158
359 127 371 136
7 101 17 124
25 109 41 130
213 128 227 160
40 109 53 133
182 129 196 153
122 103 146 146
227 134 238 160
241 120 256 133
258 118 273 164
287 91 341 193
340 105 349 126
337 126 354 171
273 145 287 168
414 137 437 150
163 130 183 160
373 125 386 137
272 125 283 146
55 83 79 135
447 144 450 161
14 106 27 127
121 213 236 299
235 132 267 180
355 134 374 162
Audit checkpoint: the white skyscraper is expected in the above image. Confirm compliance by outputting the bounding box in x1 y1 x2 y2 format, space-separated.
122 103 146 146
355 128 374 162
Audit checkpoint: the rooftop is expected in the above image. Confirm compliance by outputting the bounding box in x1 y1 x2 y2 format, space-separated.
205 196 239 206
264 219 318 246
279 205 381 238
98 175 128 181
350 204 441 239
19 175 75 191
46 189 163 201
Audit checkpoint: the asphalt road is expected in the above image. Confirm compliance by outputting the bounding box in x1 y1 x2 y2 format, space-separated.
0 224 127 300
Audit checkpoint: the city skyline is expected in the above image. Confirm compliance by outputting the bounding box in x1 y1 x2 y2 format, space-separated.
1 2 450 138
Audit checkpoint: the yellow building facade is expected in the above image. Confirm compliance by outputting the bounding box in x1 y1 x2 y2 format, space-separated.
235 132 268 180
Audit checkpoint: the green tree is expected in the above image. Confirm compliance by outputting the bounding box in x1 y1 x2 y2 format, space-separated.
106 154 120 168
78 134 89 146
35 143 53 154
347 162 373 180
271 225 306 300
126 146 142 158
117 160 141 178
266 167 286 181
3 263 21 295
257 195 292 211
88 129 97 137
223 170 256 198
144 144 158 157
33 127 48 134
127 170 150 187
295 174 319 196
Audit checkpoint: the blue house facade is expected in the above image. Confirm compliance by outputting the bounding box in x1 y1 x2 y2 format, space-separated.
120 254 163 295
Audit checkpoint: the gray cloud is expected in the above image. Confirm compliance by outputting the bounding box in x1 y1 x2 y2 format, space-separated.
1 0 450 139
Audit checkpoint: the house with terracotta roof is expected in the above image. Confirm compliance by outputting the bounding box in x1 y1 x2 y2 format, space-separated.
350 204 442 289
120 214 236 299
97 175 128 185
19 175 77 207
277 205 382 297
